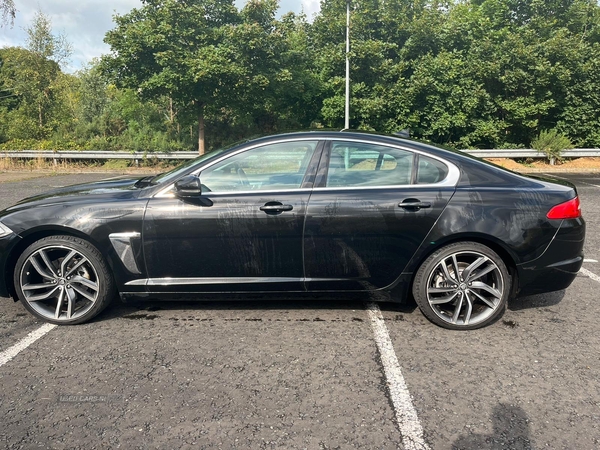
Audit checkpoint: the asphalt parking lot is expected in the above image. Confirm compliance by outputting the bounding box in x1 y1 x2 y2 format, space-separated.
0 171 599 449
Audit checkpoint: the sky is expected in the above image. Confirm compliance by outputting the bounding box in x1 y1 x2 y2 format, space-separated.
0 0 321 72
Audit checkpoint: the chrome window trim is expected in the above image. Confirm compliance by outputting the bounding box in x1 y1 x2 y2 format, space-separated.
153 183 459 198
154 137 460 198
327 138 460 188
312 182 455 192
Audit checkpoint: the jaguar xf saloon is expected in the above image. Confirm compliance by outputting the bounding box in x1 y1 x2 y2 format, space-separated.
0 132 585 329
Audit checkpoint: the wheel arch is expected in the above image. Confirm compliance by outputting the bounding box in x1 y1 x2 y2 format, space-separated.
4 226 114 300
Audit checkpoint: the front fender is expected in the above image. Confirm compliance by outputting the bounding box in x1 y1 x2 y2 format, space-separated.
0 199 149 295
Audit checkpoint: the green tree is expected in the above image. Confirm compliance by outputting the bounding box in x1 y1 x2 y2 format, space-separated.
77 61 110 124
5 0 600 152
0 0 15 26
312 0 435 132
226 2 322 134
0 46 61 139
25 10 72 66
0 10 75 143
103 0 247 155
70 59 194 152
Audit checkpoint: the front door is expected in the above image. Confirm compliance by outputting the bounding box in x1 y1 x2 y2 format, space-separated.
143 140 322 292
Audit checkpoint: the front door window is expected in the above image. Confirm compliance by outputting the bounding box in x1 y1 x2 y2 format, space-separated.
201 141 319 192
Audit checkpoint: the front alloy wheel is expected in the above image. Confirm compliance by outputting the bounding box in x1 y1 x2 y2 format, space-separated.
413 242 510 330
15 236 114 324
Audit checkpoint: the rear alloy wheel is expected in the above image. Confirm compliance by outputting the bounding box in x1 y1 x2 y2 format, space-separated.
412 242 510 330
14 236 114 325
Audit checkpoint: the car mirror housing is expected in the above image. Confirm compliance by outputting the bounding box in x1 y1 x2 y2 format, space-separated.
174 175 202 197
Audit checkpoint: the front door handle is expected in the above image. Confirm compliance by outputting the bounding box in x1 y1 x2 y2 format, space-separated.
260 203 293 213
398 200 432 210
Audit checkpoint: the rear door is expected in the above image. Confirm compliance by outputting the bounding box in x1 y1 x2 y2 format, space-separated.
303 140 457 291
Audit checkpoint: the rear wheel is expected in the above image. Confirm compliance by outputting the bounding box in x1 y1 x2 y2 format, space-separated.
14 235 114 325
412 242 510 330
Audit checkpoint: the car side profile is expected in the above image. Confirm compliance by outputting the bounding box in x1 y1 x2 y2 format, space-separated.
0 132 585 329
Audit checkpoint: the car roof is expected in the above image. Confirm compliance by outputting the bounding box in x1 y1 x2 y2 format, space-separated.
244 130 461 160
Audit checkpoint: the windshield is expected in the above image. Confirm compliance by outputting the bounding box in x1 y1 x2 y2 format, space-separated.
150 149 227 185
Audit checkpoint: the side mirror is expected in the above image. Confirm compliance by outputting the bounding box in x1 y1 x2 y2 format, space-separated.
174 175 202 197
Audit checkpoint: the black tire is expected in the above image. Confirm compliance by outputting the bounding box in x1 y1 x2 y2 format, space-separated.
14 235 115 325
412 242 510 330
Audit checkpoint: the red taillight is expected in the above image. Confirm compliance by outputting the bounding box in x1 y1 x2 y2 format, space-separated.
547 197 581 219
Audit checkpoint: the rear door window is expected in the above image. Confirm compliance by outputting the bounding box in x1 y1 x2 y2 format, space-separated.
326 142 414 187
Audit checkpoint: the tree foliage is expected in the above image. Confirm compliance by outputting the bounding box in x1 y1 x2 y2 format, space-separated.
25 10 72 66
0 10 73 141
3 0 600 153
102 0 244 154
0 0 15 26
101 0 320 154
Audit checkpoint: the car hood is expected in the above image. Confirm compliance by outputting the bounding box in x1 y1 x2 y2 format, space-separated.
5 176 147 212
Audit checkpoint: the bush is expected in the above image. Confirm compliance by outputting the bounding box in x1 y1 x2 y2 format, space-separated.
0 138 85 151
531 129 572 164
102 159 131 170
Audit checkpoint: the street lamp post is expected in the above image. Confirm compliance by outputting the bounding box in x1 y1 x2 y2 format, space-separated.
344 0 350 130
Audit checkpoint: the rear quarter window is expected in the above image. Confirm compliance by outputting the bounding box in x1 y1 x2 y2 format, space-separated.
417 156 449 184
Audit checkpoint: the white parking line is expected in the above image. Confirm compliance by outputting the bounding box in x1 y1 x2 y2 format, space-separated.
0 323 57 367
578 180 600 188
584 259 598 263
579 267 600 284
365 302 430 450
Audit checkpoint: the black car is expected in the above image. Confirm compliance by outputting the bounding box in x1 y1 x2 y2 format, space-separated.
0 132 585 329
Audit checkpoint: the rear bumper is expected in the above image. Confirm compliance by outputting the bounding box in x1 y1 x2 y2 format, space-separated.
517 255 582 296
517 218 585 296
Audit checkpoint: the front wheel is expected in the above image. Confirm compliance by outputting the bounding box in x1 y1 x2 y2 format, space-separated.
14 235 115 325
412 242 510 330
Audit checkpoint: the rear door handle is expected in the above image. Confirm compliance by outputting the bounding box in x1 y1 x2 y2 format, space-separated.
398 200 431 210
260 204 293 213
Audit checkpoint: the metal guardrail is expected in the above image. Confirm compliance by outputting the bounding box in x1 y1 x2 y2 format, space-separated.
0 150 199 161
1 148 599 162
466 149 600 158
